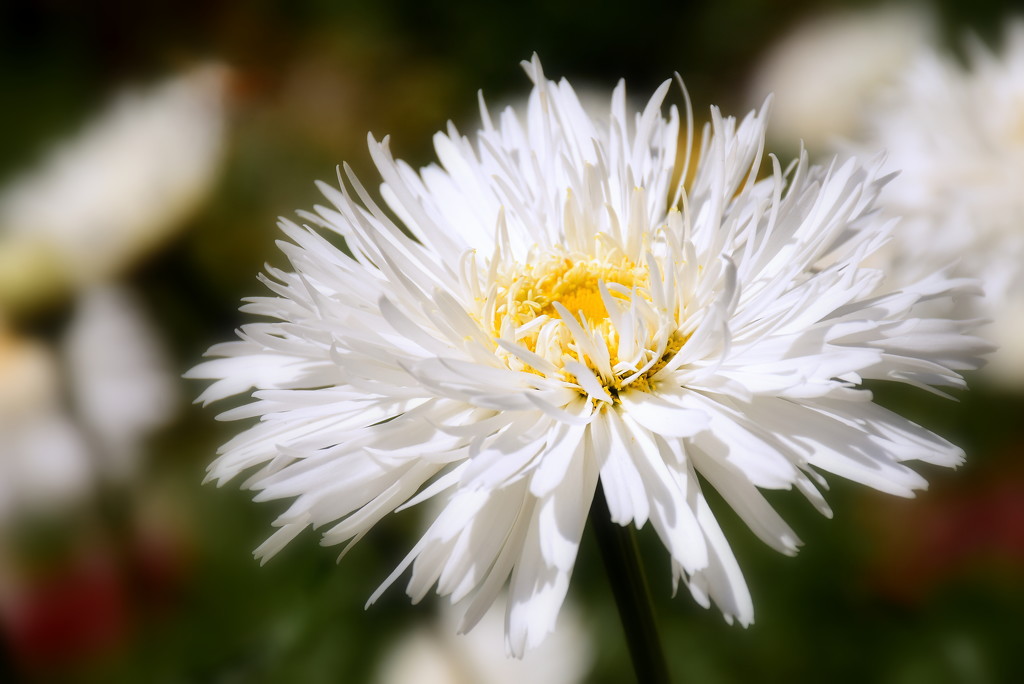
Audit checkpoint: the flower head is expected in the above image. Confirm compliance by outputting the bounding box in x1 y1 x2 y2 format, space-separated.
373 594 592 684
0 64 229 313
0 324 90 523
846 22 1024 382
747 4 935 152
0 285 174 526
190 57 985 655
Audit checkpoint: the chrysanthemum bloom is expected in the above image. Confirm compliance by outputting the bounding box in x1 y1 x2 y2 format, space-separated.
0 64 229 313
0 324 90 523
190 57 986 655
746 3 935 152
374 594 592 684
0 285 175 525
845 23 1024 382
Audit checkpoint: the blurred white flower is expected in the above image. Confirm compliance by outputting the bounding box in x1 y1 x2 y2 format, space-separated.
373 595 592 684
850 22 1024 382
191 57 985 655
63 285 179 479
0 285 176 526
747 4 935 152
0 63 229 312
0 327 91 523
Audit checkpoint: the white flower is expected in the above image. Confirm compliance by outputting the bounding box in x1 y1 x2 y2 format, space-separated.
62 285 180 479
747 4 935 152
189 57 985 655
0 64 229 312
0 327 91 524
843 22 1024 382
0 285 176 526
373 594 592 684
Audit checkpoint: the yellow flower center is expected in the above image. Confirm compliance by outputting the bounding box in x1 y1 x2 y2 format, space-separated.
498 254 646 329
488 248 685 398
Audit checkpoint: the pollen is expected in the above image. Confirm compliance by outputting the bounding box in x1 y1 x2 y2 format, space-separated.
500 254 647 329
487 246 685 399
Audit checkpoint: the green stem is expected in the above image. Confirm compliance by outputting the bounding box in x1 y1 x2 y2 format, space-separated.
590 482 671 684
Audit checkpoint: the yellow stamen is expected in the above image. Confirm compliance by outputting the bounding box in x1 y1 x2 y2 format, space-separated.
488 247 686 400
499 254 645 329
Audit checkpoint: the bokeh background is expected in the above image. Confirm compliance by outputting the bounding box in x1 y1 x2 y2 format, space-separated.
1 1 1022 682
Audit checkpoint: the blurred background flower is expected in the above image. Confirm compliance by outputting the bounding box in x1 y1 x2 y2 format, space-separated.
0 324 91 523
842 21 1024 386
0 64 229 315
745 3 937 154
1 1 1022 682
372 595 593 684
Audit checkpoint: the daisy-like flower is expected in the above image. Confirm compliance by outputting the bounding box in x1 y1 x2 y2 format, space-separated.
373 594 592 684
0 324 90 524
190 57 985 655
0 63 229 313
746 3 935 152
0 285 177 527
845 22 1024 383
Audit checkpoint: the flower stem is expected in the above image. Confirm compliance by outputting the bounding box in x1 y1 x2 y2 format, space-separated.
590 482 671 684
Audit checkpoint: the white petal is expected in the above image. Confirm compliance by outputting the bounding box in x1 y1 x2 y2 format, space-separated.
618 388 710 437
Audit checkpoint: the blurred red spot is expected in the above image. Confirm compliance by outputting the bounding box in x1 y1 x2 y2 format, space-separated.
0 551 128 672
